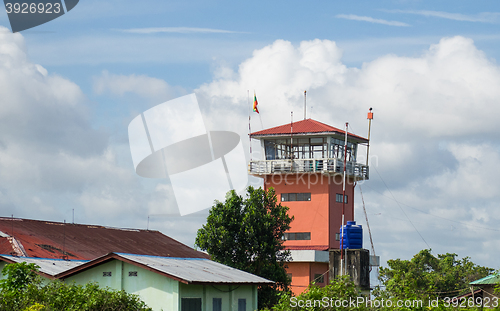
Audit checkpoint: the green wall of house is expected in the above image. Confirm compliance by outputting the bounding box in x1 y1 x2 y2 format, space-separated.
64 260 179 311
179 283 257 311
63 259 258 311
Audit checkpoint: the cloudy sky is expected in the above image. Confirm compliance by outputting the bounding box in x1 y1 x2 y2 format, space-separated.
1 0 500 284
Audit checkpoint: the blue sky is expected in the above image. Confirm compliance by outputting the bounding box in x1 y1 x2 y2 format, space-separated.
13 1 500 89
1 0 500 284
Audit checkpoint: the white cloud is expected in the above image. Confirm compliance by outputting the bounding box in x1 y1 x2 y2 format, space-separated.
336 14 410 27
0 27 171 228
384 9 500 23
93 70 185 101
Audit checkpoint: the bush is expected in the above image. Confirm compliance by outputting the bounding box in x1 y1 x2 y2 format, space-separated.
266 275 369 311
0 263 152 311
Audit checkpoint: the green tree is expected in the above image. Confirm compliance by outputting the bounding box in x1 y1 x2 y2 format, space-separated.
268 276 369 311
0 262 41 292
195 186 294 309
375 249 493 302
0 262 152 311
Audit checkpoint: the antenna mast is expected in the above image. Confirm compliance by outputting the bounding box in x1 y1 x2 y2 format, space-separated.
366 108 373 166
303 90 307 120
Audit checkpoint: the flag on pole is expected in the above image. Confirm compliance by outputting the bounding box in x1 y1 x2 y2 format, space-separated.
253 92 259 113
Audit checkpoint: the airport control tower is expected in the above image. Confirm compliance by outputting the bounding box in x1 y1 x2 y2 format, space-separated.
249 118 370 294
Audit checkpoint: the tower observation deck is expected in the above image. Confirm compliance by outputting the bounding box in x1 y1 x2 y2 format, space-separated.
249 119 369 179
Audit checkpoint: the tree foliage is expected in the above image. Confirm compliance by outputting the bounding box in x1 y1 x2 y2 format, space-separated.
261 249 494 311
268 276 368 311
0 262 41 292
0 262 152 311
195 186 294 309
375 249 493 301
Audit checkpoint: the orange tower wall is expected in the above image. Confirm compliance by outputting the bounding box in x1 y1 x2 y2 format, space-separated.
263 174 355 250
287 262 329 296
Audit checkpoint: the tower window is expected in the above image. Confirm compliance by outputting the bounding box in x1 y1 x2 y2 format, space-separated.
284 232 311 240
335 194 348 203
282 193 311 202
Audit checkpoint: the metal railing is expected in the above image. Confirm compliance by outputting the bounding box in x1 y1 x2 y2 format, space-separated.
248 158 369 180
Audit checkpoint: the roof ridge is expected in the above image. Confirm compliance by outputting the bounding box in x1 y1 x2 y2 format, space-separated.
0 254 88 262
249 118 367 141
115 252 209 260
0 217 159 233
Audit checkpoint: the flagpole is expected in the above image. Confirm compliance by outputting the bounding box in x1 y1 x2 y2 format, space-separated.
248 90 251 160
290 111 293 159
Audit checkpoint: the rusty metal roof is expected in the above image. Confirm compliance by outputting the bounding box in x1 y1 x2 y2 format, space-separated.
0 218 209 260
0 255 87 279
250 119 368 142
57 252 273 285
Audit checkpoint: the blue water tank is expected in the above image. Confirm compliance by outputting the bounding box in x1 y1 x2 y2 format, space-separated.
340 221 363 249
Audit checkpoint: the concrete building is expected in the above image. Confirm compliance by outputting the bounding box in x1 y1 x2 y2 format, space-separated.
249 118 369 295
0 253 271 311
56 252 272 311
0 218 273 310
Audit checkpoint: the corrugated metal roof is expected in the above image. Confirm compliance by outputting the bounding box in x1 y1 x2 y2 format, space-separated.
0 218 209 260
117 253 273 284
58 253 273 285
0 255 87 278
250 119 368 142
470 274 500 285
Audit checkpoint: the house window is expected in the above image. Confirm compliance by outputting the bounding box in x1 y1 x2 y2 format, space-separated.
103 272 112 277
335 233 340 241
314 274 325 284
284 232 311 240
238 299 246 311
128 271 138 277
281 193 311 202
287 273 293 281
335 194 347 203
181 298 202 311
213 298 222 311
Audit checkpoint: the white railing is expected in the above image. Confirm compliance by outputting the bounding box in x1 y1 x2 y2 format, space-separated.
248 158 369 180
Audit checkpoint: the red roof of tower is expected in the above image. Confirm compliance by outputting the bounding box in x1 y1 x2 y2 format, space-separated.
250 119 368 142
